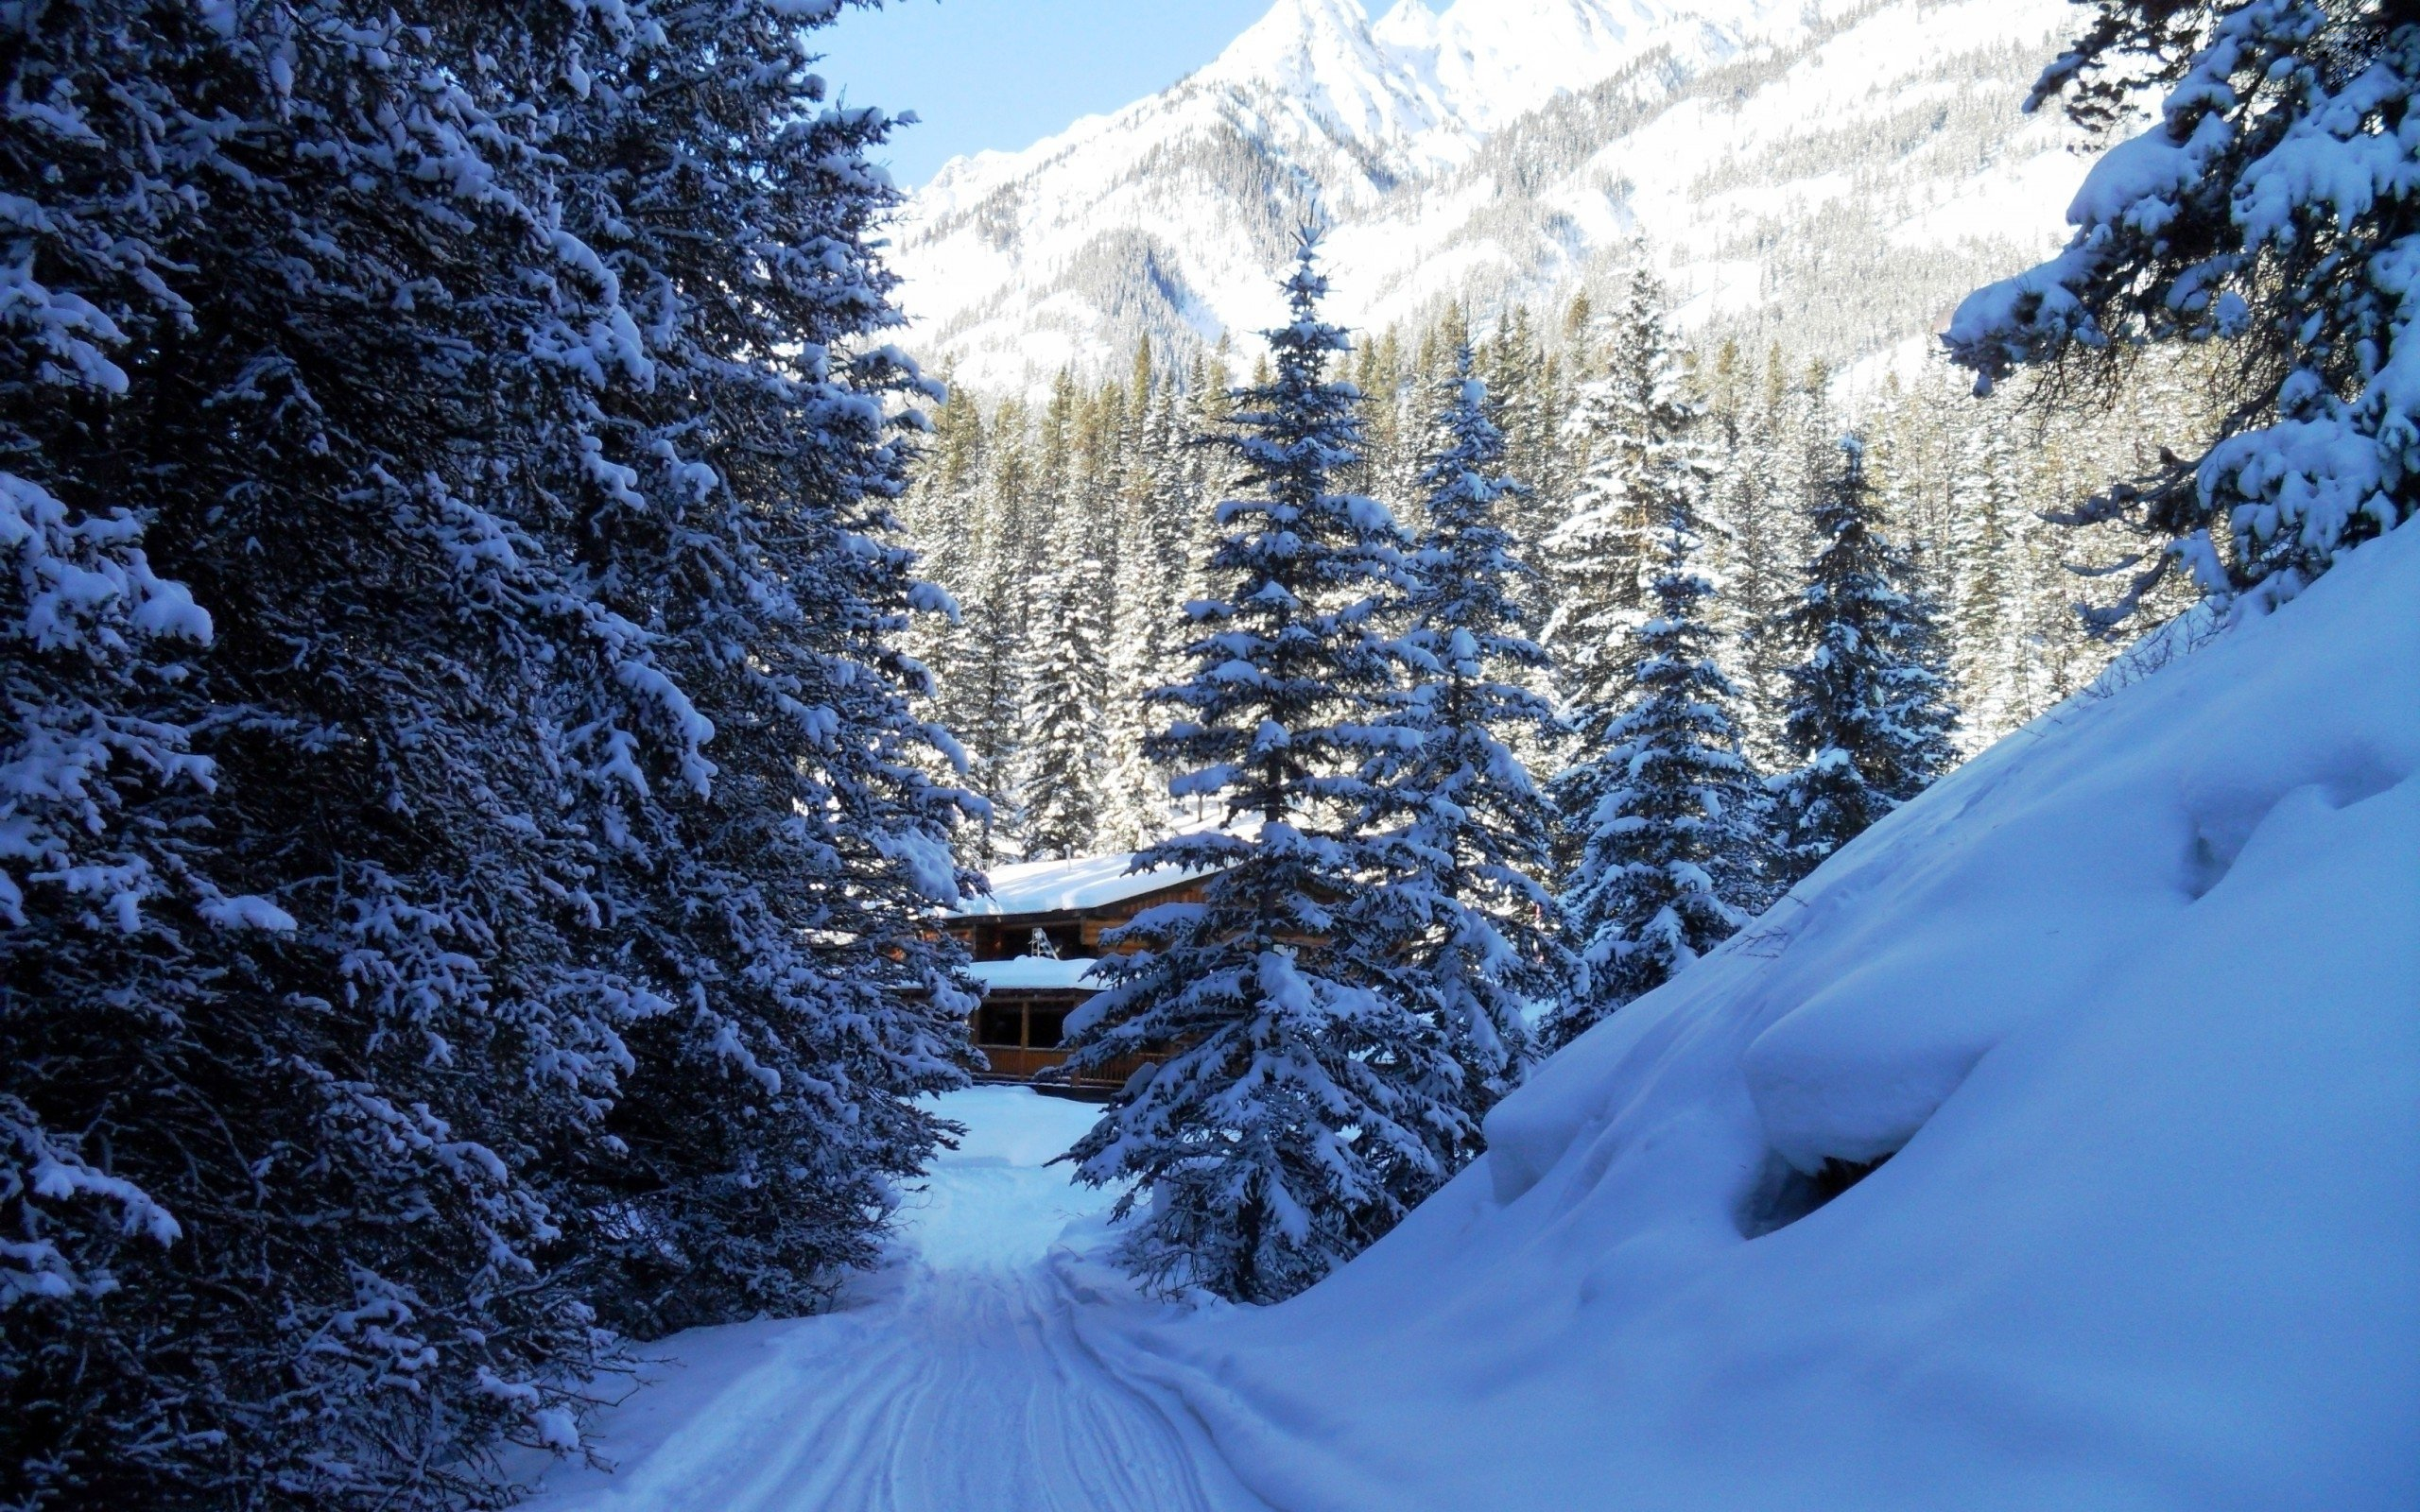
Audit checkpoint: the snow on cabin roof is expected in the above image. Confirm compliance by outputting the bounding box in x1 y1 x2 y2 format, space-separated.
948 851 1219 919
964 956 1106 992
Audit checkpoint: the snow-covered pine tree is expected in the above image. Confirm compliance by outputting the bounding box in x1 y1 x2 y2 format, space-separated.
1167 345 1239 701
901 376 989 734
1769 437 1962 887
1947 0 2419 619
1349 322 1410 505
1016 493 1109 859
2 9 656 1502
931 398 1039 863
1737 350 1826 766
1481 306 1552 491
1545 296 1763 1050
1061 240 1461 1304
5 7 978 1504
1102 350 1181 851
1362 352 1573 1165
536 4 982 1338
1546 269 1707 867
1951 404 2028 743
1872 369 1962 605
1699 345 1789 768
1479 308 1576 771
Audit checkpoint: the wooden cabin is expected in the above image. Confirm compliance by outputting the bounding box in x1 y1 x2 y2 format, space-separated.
942 852 1219 1091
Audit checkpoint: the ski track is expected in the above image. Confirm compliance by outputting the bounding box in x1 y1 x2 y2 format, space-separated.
529 1092 1272 1512
534 1261 1265 1512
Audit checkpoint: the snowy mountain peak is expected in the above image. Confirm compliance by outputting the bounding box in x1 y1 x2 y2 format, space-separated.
1201 0 1453 146
1372 0 1443 50
893 0 2099 396
1208 0 1386 78
1199 0 1783 140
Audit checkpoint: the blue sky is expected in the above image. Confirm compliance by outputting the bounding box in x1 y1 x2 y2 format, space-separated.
819 0 1277 186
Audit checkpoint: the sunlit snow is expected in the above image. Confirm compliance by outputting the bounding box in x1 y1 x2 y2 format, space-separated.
521 1089 1270 1511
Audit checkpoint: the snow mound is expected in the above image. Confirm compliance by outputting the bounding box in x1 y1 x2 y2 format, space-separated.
1111 523 2420 1509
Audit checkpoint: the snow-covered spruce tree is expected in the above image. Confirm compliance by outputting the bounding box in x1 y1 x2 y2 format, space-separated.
1545 350 1764 1051
1947 0 2420 621
1951 403 2029 743
1545 268 1703 826
3 4 977 1504
900 377 988 732
1700 344 1807 770
1061 242 1461 1304
1015 499 1109 860
535 3 979 1340
957 404 1039 861
1 9 661 1504
1768 437 1962 888
1101 353 1183 852
1360 352 1573 1169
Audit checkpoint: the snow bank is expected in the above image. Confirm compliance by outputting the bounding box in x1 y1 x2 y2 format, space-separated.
1110 523 2420 1510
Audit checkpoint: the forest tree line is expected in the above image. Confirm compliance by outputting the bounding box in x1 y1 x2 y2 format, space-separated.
890 255 2223 1304
900 275 2221 872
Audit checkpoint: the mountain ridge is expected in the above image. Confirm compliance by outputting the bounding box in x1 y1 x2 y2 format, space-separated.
890 0 2101 395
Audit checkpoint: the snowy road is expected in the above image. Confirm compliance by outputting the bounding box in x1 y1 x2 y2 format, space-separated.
523 1090 1271 1512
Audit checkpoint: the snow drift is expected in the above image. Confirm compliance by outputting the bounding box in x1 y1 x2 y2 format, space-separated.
1098 522 2420 1509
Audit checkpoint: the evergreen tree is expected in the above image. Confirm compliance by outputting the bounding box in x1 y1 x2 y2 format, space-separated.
1952 404 2027 743
1769 437 1962 886
956 404 1038 861
902 376 989 737
4 11 631 1502
1546 270 1692 729
1363 353 1572 1160
540 1 983 1341
1016 500 1108 858
1948 0 2419 618
1094 349 1148 849
1102 349 1182 851
1349 322 1411 505
1062 242 1459 1304
1 6 977 1504
1734 349 1821 766
1546 298 1762 1049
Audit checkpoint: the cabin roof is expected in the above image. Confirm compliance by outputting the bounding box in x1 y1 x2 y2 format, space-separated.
947 850 1219 919
965 955 1106 992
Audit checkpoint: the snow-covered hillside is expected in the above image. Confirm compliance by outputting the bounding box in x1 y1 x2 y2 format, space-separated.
890 0 2104 393
1076 521 2420 1508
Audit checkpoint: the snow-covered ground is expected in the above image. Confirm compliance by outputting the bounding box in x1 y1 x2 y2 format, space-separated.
1109 521 2420 1510
520 1089 1270 1512
527 524 2417 1510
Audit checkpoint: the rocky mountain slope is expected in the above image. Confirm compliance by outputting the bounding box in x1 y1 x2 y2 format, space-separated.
888 0 2111 394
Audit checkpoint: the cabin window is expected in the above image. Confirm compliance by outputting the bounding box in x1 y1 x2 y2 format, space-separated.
1027 1006 1069 1049
969 925 1011 962
976 1005 1025 1047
